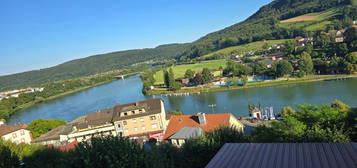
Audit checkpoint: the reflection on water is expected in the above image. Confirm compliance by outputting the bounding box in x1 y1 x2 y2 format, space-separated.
8 75 357 125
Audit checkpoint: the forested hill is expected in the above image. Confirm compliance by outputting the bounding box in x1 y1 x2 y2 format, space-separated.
179 0 354 60
0 43 189 91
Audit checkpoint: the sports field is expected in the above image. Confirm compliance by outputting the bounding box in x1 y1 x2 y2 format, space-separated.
154 59 227 84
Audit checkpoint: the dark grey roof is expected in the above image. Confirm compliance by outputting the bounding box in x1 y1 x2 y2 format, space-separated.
168 127 204 139
206 143 357 168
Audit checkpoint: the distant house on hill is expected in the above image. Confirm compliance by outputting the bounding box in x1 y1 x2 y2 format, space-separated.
295 36 313 47
0 122 32 144
335 29 345 43
164 113 244 146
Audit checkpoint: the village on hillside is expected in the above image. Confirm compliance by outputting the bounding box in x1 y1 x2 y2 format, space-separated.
142 24 357 95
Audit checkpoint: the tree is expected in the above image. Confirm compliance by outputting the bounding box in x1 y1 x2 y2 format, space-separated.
0 142 20 168
201 68 214 84
168 109 184 115
346 52 357 64
171 82 182 91
163 70 169 88
252 62 268 76
273 60 293 78
240 75 248 86
184 69 195 79
192 73 203 85
284 40 296 55
168 68 175 89
28 119 67 138
281 106 296 118
298 52 314 76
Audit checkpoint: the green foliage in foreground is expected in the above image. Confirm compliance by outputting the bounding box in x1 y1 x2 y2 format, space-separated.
28 119 67 138
1 101 356 168
251 101 357 142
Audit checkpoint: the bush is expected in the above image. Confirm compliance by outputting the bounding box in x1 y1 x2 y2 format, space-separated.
0 143 20 168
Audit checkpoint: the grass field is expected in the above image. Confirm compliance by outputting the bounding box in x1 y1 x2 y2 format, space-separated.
278 8 339 31
154 60 227 84
197 39 291 60
353 0 357 6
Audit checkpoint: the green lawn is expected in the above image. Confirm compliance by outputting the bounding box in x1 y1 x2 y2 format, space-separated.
198 39 291 60
154 60 227 84
278 8 339 31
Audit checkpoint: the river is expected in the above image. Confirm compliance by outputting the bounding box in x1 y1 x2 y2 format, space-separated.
7 75 357 124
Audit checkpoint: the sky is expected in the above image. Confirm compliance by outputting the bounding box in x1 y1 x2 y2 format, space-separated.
0 0 272 76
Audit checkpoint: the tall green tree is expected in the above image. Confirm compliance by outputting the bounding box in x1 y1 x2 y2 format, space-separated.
273 60 293 78
184 69 195 79
201 68 214 84
298 52 314 76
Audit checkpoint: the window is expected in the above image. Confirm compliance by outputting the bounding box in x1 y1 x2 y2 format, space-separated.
132 111 136 114
124 112 128 116
21 138 25 143
117 124 121 128
12 133 17 138
123 121 127 125
134 127 138 132
133 119 137 123
140 118 144 122
142 126 146 130
139 109 143 113
150 116 156 120
151 124 157 129
20 130 25 135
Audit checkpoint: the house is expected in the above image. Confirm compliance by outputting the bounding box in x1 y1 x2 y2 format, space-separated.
33 98 167 145
175 78 190 85
0 122 32 144
250 108 262 119
164 113 244 146
335 29 345 43
112 98 167 141
212 78 226 86
66 108 117 143
206 143 357 168
167 127 204 146
295 36 313 47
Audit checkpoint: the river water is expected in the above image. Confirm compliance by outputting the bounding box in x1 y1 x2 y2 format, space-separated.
8 75 357 124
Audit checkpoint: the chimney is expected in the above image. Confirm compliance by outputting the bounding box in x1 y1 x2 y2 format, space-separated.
135 102 139 106
197 112 206 125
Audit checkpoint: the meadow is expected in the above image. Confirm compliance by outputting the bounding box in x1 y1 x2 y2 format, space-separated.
278 8 339 31
154 59 227 84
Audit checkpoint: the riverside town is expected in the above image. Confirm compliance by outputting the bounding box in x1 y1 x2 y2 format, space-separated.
1 0 357 168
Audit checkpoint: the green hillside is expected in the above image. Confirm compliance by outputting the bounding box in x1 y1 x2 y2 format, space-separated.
278 8 339 31
178 0 351 60
0 43 189 91
198 39 291 60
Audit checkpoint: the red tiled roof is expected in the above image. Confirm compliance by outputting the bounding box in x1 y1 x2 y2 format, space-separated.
0 124 28 136
56 141 78 151
164 113 231 139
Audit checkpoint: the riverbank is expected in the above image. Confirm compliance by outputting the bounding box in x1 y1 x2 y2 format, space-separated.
11 79 117 116
147 74 357 96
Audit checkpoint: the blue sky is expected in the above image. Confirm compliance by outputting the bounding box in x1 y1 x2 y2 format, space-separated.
0 0 272 76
